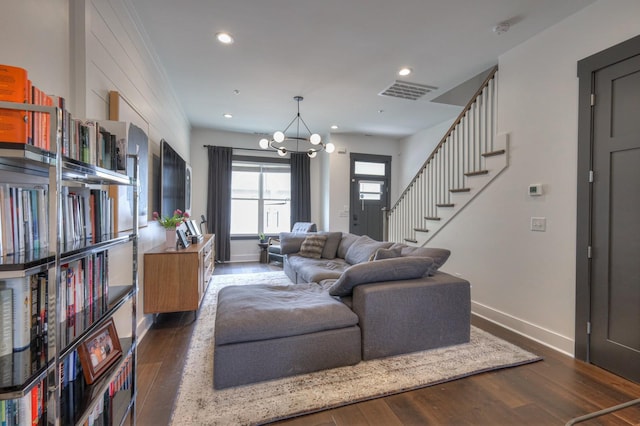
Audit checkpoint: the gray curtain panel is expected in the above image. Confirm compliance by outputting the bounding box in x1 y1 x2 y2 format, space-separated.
207 146 232 262
290 152 311 225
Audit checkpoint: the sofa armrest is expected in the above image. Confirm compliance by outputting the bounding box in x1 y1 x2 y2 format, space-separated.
351 271 470 360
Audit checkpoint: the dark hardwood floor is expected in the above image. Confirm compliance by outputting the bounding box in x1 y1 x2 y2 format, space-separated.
136 262 640 425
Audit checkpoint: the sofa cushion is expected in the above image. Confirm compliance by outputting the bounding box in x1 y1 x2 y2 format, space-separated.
279 232 308 254
299 234 327 259
397 246 451 271
215 283 359 345
288 255 350 282
344 235 393 265
328 256 434 297
337 233 360 259
318 231 342 259
373 247 402 260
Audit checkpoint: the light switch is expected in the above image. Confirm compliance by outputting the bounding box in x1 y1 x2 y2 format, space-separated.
531 217 546 232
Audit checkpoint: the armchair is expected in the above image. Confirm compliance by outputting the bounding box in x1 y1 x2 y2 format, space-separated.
268 222 317 263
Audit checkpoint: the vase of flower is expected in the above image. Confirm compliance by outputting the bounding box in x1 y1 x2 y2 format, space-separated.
153 209 189 247
165 228 177 247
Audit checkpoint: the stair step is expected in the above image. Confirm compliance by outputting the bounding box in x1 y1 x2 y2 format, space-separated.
482 149 506 158
464 170 489 177
414 228 429 233
404 238 418 244
450 188 471 193
425 216 441 221
436 203 455 208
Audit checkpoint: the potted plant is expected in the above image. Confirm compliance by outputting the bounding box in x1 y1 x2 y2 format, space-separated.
153 209 190 246
258 233 267 243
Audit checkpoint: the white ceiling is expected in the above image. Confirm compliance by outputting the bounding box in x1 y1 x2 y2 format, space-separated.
128 0 594 139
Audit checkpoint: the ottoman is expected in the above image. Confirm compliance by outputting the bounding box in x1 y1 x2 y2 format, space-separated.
214 283 361 389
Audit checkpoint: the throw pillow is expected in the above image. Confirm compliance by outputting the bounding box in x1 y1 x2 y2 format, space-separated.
373 247 402 260
328 256 434 297
344 235 393 265
337 233 361 259
398 246 451 271
298 234 328 259
318 231 342 259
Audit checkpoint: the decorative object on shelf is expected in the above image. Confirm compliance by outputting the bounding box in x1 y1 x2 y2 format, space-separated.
176 226 191 249
77 319 123 385
200 215 208 235
258 96 335 158
165 229 177 247
153 209 190 229
258 232 267 243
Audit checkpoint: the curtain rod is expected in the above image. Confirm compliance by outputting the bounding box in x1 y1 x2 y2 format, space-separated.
202 145 265 153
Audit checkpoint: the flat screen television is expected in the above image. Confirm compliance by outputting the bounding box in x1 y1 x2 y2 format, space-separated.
160 139 186 217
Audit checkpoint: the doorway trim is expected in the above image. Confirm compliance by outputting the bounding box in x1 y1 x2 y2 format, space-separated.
575 34 640 362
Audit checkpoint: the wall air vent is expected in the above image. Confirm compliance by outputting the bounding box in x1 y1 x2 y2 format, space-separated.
379 80 438 101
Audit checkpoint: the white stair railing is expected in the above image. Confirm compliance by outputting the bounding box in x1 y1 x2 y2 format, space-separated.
387 67 502 245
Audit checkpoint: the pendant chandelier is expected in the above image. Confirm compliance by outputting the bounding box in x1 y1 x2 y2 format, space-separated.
259 96 335 158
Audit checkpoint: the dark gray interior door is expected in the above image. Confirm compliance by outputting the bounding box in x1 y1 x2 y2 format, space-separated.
591 53 640 382
349 154 391 241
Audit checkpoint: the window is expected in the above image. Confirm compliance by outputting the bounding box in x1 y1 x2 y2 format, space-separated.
230 158 290 237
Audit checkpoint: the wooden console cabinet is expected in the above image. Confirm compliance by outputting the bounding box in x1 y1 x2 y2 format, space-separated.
143 234 215 314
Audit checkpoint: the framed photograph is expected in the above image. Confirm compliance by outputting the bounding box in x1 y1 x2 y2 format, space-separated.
77 319 122 385
176 227 190 249
190 219 202 236
185 220 197 237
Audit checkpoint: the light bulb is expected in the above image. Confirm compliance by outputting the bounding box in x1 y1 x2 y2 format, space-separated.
307 150 317 158
310 133 321 145
259 138 269 149
278 148 287 157
274 131 285 143
215 32 234 45
325 142 336 154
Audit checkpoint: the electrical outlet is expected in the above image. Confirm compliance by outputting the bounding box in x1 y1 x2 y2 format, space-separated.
531 217 546 232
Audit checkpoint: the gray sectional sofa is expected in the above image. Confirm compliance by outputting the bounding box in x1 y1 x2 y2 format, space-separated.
213 231 471 389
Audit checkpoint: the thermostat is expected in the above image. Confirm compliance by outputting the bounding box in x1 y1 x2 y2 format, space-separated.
528 184 543 196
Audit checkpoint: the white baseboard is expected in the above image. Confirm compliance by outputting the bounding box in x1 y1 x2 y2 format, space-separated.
229 254 260 263
472 300 575 357
136 314 154 342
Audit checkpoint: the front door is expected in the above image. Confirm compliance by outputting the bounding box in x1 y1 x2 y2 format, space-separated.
349 154 391 241
589 53 640 382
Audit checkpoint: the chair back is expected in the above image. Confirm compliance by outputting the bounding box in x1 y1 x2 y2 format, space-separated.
291 222 317 233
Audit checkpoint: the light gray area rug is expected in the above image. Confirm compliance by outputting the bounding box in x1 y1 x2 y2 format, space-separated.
171 271 542 426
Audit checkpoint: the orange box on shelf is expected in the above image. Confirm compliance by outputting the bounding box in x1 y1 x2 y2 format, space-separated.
0 64 29 144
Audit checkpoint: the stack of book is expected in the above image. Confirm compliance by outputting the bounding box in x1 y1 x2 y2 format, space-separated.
0 64 127 173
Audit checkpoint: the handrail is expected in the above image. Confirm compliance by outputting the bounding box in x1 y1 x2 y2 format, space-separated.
390 65 498 212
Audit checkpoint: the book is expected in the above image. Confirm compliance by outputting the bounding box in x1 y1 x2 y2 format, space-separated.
0 288 12 357
0 277 30 351
0 64 29 144
0 185 14 255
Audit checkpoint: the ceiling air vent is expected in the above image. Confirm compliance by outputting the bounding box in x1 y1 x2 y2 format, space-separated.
379 80 437 101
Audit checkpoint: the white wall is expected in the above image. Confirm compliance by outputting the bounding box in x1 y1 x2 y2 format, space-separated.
397 118 456 192
0 1 70 100
425 0 640 355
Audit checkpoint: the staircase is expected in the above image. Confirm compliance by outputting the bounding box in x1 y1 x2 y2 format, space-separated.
386 66 508 246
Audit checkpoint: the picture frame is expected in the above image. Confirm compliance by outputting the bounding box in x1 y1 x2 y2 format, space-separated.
185 220 197 237
176 226 190 249
190 219 202 236
77 319 122 385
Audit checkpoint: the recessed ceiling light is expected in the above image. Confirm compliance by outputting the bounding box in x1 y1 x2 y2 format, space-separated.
216 32 234 45
331 125 339 130
398 67 412 76
223 113 233 119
